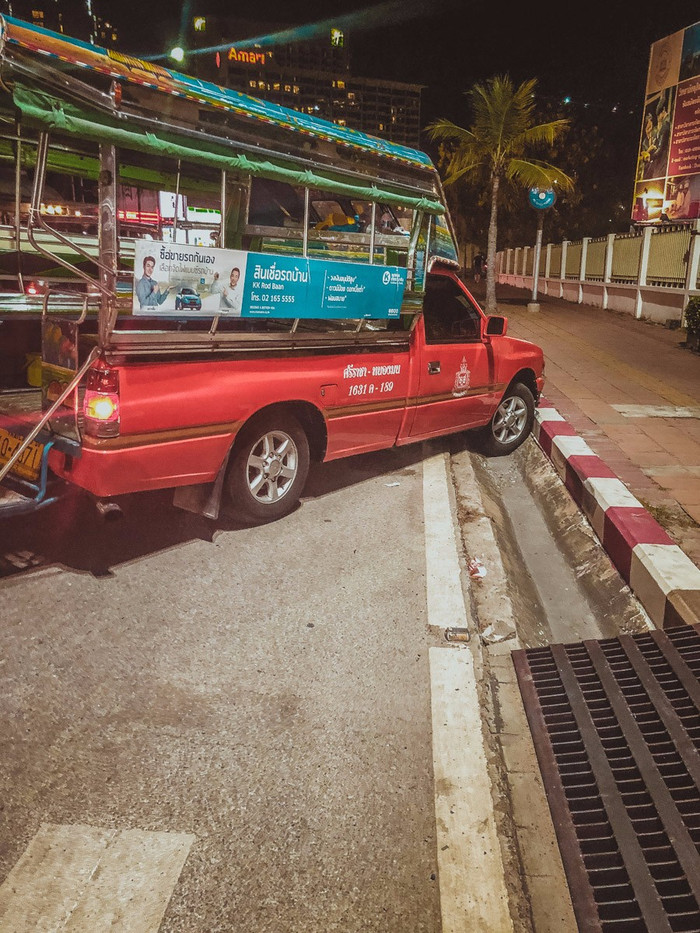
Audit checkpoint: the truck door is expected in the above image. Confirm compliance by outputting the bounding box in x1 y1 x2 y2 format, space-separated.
408 272 499 439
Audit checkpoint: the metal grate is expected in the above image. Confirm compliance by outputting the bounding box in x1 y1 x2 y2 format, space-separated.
513 626 700 932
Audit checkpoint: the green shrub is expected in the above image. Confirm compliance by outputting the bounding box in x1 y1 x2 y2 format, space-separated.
683 296 700 333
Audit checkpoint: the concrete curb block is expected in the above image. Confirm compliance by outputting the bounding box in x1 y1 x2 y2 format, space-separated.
534 400 700 630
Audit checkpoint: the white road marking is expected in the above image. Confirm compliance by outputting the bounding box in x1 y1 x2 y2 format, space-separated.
429 648 513 932
423 450 513 932
612 404 700 419
422 452 469 632
645 465 700 477
0 823 195 932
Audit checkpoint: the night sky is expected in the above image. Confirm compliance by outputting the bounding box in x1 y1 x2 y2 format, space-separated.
116 0 700 128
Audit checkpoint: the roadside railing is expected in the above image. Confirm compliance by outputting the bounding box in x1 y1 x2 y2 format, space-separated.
496 219 700 324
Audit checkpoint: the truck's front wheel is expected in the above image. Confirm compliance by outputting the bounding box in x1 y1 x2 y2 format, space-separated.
226 413 310 522
478 383 535 456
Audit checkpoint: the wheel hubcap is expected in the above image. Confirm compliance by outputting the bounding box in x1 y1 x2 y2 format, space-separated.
492 396 528 444
246 430 298 503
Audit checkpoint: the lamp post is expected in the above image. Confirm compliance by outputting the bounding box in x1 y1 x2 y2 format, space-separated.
527 186 556 313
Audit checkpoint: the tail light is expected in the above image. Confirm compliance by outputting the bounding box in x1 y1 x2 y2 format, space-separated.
83 363 120 438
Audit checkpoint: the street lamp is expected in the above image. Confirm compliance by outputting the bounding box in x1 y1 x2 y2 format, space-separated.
170 47 185 64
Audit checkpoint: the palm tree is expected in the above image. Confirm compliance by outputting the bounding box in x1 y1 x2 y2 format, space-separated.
426 75 574 313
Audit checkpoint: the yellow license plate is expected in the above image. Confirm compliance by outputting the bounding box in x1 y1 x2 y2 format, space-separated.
0 428 44 482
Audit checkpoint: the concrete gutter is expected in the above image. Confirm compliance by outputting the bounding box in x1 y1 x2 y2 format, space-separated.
449 446 577 932
534 399 700 629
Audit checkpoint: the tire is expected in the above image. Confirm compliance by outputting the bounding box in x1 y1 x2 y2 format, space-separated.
479 383 535 456
226 413 310 522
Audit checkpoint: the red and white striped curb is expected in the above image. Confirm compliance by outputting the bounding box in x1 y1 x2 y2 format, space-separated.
533 400 700 630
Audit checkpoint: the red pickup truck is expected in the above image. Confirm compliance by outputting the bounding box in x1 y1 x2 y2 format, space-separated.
45 266 544 522
0 16 544 522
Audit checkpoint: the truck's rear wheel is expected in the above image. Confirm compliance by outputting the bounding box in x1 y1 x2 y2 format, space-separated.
479 383 534 456
226 413 310 522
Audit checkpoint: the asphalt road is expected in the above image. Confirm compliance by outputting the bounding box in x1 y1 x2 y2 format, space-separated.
0 445 444 932
0 435 652 932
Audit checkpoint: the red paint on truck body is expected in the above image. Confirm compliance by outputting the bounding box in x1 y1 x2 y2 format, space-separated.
48 270 545 498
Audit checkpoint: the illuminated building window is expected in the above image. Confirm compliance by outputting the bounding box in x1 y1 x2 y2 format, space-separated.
249 80 256 89
284 85 291 92
337 119 346 126
348 93 355 101
337 80 345 89
31 9 44 21
293 86 299 94
258 81 265 89
273 83 281 91
330 28 344 47
193 17 206 32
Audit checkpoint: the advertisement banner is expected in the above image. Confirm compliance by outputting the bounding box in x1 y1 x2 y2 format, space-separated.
669 80 700 178
133 241 406 319
633 20 700 224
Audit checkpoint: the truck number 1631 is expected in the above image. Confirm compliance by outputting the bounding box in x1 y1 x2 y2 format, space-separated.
348 381 394 396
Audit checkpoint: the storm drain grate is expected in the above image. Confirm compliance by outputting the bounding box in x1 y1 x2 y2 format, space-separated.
513 626 700 933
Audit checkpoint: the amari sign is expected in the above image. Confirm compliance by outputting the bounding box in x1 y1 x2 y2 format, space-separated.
632 20 700 225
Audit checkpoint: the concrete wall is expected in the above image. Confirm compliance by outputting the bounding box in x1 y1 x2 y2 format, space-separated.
496 219 700 324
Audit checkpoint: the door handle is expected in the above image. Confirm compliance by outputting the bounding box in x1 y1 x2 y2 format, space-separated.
428 361 440 374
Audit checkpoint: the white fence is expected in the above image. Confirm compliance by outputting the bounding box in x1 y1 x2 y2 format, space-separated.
496 219 700 324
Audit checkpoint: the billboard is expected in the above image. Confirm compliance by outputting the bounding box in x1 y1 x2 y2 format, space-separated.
632 20 700 224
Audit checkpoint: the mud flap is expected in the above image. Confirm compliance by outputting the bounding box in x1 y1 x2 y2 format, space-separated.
172 449 231 520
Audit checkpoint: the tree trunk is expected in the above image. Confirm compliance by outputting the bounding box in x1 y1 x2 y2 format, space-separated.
484 174 499 313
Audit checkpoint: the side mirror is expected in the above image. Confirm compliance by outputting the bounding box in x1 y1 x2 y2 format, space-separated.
485 315 507 337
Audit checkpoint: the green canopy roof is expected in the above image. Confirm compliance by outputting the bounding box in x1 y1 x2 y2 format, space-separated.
12 84 445 215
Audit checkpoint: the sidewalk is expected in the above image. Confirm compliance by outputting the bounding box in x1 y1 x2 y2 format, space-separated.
476 281 700 599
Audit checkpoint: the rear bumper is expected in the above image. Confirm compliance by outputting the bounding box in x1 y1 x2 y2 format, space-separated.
49 432 232 497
